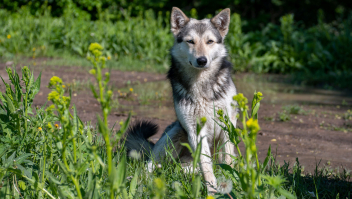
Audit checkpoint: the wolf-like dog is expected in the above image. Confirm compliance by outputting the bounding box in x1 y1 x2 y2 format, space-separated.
125 7 238 193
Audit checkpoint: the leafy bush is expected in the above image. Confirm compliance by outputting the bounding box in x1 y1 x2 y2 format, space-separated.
1 5 352 88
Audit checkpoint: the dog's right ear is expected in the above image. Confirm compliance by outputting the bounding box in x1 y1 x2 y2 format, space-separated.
171 7 189 36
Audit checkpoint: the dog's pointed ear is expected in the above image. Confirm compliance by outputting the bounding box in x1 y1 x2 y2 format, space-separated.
171 7 190 36
211 8 231 37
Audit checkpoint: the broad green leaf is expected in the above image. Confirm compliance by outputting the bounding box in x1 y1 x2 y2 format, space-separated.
114 152 126 189
18 180 26 190
14 153 32 164
4 151 16 167
17 164 32 179
129 168 140 198
191 175 201 198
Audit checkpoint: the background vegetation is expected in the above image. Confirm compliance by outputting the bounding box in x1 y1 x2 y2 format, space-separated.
1 0 352 88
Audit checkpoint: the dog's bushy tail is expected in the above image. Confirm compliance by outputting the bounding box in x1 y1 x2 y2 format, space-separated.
124 120 158 159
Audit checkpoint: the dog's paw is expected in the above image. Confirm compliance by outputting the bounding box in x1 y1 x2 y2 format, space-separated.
206 181 218 195
207 186 218 195
147 161 154 173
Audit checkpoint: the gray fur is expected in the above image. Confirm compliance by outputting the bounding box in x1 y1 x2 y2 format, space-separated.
126 7 237 194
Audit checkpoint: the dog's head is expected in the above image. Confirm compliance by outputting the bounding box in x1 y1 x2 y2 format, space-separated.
170 7 230 69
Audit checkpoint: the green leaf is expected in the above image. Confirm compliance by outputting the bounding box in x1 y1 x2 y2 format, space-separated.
129 167 140 198
6 168 22 175
97 115 108 137
278 188 295 199
114 152 126 189
18 180 26 190
117 112 131 137
3 93 15 114
14 153 32 165
251 102 260 119
218 164 234 173
46 171 62 185
29 72 41 98
180 143 193 154
191 175 201 198
261 145 271 173
90 84 99 99
72 105 78 136
4 151 16 167
193 137 203 169
17 165 32 179
0 146 9 159
76 161 89 175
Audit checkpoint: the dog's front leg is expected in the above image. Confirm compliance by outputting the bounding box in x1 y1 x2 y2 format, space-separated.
188 128 217 194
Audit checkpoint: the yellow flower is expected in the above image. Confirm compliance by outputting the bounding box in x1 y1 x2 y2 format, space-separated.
233 93 248 110
88 43 103 52
206 196 215 199
32 47 36 51
47 123 52 129
55 124 59 128
38 127 42 131
48 91 60 101
246 118 260 133
48 76 63 88
62 85 66 88
107 56 111 60
46 105 55 114
7 34 11 39
107 90 113 97
129 88 133 92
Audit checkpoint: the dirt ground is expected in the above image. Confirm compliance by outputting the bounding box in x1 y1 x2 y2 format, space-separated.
1 59 352 173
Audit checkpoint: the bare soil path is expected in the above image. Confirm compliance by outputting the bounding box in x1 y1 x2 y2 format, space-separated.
1 59 351 173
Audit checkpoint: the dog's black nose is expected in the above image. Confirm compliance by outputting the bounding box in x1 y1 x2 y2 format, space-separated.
196 57 207 66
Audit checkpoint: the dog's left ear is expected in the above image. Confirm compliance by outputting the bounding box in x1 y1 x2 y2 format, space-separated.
211 8 231 37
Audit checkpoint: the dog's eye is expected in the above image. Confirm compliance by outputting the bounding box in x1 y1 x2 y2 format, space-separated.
186 40 195 44
207 40 214 44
